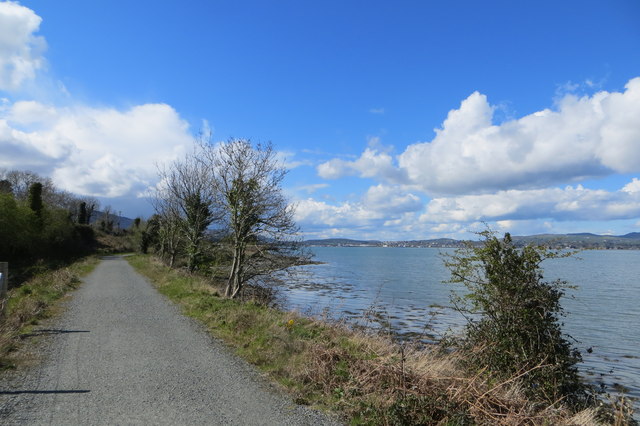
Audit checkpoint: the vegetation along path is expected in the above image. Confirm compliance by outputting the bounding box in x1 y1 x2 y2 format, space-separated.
0 256 339 425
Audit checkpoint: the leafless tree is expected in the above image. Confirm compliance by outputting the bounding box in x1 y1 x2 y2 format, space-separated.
155 152 217 272
200 138 304 299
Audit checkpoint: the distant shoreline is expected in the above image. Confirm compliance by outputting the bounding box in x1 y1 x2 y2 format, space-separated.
303 233 640 250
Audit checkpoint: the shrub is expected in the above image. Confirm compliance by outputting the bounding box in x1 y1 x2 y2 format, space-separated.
443 231 591 407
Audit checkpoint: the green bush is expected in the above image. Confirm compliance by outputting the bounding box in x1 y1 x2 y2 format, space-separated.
444 231 591 406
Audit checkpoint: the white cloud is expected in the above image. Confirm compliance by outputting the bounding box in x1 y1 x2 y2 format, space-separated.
275 150 312 170
317 147 408 184
429 223 462 233
319 78 640 197
294 199 373 228
398 81 640 194
362 184 422 215
422 181 640 223
0 1 46 91
0 101 192 197
295 185 423 228
622 178 640 193
296 183 329 194
369 107 385 114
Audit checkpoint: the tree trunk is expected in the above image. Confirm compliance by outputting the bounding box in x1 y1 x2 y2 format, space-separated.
225 246 239 298
169 250 176 269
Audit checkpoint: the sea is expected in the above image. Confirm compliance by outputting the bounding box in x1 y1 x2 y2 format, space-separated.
275 246 640 409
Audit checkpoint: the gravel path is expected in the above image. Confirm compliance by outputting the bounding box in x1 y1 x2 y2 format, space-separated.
0 256 341 425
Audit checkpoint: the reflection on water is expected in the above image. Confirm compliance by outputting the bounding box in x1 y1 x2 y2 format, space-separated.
276 247 640 408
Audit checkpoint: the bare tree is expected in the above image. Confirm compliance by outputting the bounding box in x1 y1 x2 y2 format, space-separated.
155 152 217 272
200 138 303 299
0 170 55 202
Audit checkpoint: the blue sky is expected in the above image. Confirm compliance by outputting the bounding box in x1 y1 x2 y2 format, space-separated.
1 0 640 240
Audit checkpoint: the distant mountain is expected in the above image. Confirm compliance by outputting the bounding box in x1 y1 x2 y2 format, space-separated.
90 210 135 230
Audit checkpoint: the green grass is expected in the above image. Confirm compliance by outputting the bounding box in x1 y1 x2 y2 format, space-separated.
0 256 100 369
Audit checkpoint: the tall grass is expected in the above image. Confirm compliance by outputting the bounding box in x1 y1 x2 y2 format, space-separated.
128 254 630 425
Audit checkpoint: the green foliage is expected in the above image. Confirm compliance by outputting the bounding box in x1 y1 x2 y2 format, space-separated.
0 190 95 279
0 193 37 261
126 218 154 254
444 231 590 406
183 192 213 272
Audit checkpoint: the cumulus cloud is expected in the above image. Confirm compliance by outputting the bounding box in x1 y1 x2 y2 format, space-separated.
422 181 640 223
622 178 640 193
317 147 408 184
0 1 46 91
318 78 640 198
362 184 422 215
402 79 640 195
296 185 424 239
1 101 192 197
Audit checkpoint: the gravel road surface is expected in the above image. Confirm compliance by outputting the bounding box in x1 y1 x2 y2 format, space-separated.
0 256 341 425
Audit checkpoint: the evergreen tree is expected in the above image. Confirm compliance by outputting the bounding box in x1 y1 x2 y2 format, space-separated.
28 182 44 217
78 202 88 225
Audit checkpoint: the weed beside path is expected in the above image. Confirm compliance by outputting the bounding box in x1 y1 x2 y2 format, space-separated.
127 254 615 425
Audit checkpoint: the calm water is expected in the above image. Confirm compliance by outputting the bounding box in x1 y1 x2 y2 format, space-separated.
277 247 640 405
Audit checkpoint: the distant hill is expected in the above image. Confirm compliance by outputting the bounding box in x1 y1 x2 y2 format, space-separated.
620 232 640 239
512 233 640 248
90 210 135 230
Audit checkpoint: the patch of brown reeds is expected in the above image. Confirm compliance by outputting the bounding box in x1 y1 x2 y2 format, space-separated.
295 331 628 425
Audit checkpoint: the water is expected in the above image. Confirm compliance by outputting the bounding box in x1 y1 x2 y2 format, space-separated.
277 247 640 407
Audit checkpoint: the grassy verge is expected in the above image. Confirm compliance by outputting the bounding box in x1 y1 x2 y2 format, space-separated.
0 256 99 369
128 254 618 425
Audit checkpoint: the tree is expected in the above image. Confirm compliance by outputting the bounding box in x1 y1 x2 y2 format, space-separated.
0 180 12 194
0 192 34 262
28 182 44 218
153 210 184 268
155 152 217 272
99 206 115 233
201 138 302 299
78 202 88 225
443 231 590 406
